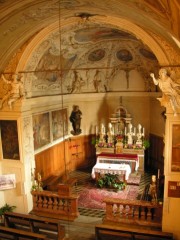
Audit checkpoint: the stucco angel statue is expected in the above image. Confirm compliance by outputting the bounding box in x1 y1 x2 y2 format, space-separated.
0 72 25 109
150 68 180 116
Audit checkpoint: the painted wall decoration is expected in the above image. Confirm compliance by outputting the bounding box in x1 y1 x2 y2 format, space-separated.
25 25 159 98
171 124 180 172
33 112 50 150
52 108 68 141
0 120 20 160
0 174 16 190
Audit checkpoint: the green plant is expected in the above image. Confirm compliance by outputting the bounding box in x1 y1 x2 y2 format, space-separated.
143 139 150 149
0 203 16 216
97 173 126 190
91 137 99 146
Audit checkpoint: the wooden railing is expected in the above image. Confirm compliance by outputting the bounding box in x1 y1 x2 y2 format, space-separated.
103 198 162 228
31 190 79 221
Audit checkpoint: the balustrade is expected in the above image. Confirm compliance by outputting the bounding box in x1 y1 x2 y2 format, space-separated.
31 190 79 221
103 198 162 227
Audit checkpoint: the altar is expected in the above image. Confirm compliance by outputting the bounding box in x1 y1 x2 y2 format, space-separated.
96 149 144 172
91 162 131 182
91 152 139 182
95 103 147 173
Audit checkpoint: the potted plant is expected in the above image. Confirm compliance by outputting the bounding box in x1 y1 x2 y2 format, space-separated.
0 203 16 223
97 173 126 191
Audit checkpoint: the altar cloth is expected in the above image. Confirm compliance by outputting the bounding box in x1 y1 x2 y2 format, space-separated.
91 163 131 180
96 153 139 171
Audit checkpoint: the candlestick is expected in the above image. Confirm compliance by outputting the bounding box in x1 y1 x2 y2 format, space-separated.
158 169 160 179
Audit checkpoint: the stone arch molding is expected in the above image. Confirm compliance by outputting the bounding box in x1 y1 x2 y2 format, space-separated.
11 16 176 98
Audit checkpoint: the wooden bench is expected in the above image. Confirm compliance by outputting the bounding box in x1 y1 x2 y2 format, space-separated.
0 226 47 239
4 212 65 240
95 223 174 240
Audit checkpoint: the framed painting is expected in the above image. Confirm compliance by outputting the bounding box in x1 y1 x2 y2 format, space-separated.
0 174 16 190
171 124 180 172
0 120 20 160
33 112 50 150
52 108 68 141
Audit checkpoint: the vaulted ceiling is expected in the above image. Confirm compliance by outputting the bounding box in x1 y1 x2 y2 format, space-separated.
0 0 180 96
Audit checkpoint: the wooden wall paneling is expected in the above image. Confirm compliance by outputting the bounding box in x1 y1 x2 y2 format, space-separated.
55 142 66 174
149 134 164 174
35 135 97 180
84 135 96 167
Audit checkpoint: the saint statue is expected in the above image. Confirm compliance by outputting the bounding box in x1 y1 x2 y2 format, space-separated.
69 105 82 135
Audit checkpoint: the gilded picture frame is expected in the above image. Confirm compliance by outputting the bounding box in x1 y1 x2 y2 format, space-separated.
33 112 50 150
171 124 180 172
0 120 20 160
52 108 68 141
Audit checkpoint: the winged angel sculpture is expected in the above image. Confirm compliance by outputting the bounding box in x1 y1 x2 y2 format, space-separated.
150 68 180 116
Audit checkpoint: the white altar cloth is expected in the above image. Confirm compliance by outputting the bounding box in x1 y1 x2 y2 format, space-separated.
96 155 139 171
91 163 131 181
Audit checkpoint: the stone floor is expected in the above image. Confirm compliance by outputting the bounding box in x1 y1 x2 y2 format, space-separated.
61 215 101 240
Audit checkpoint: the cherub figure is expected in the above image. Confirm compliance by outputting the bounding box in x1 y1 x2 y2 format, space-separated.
0 72 25 109
150 68 180 116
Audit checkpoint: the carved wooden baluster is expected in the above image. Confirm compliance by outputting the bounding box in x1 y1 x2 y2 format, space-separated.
121 204 126 218
148 207 155 220
133 205 139 219
53 197 58 210
48 196 53 209
112 203 119 220
141 206 146 220
43 196 48 208
61 198 66 211
128 205 133 218
37 195 43 208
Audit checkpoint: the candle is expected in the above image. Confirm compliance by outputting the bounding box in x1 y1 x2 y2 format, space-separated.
143 127 145 135
112 126 114 135
125 127 127 135
158 169 160 179
101 124 104 134
95 126 98 135
152 175 156 183
134 127 136 135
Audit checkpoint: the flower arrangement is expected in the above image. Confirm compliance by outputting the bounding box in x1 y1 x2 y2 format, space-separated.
116 135 124 142
97 142 105 147
106 142 113 148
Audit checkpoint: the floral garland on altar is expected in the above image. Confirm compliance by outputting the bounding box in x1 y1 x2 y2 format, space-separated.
95 134 149 150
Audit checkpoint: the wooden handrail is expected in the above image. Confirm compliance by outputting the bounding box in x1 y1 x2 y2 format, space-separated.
31 190 79 221
103 198 162 228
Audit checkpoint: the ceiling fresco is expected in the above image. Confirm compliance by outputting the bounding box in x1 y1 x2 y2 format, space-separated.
0 0 180 99
23 24 159 97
